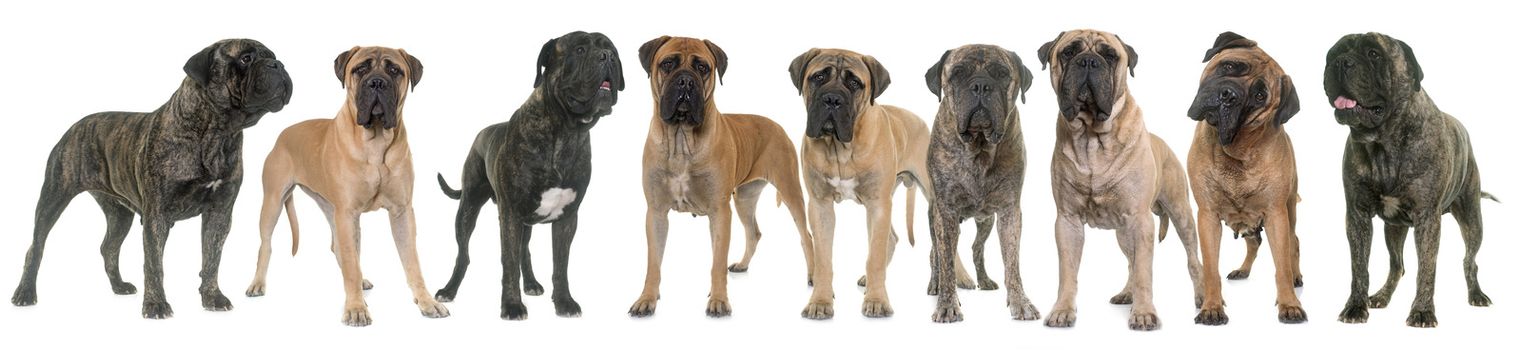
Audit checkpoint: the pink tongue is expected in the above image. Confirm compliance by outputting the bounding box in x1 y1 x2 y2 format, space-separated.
1334 96 1358 109
599 81 611 89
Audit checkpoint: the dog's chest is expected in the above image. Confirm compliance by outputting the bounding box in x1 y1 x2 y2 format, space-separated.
664 166 716 216
533 188 578 223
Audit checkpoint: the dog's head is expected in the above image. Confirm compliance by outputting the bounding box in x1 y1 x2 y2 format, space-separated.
1323 32 1423 134
333 46 422 130
1186 32 1300 145
536 31 625 128
925 44 1032 150
788 48 890 143
182 38 293 128
639 36 726 127
1038 29 1137 126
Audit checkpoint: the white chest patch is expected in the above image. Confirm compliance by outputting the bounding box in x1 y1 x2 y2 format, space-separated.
1381 195 1401 218
828 177 859 203
535 188 578 222
204 179 224 190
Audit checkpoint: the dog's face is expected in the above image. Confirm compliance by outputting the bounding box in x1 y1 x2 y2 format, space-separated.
1187 32 1300 145
182 38 293 128
1323 32 1424 132
639 36 727 126
1038 30 1137 124
788 48 890 143
536 31 625 127
925 44 1033 149
333 46 422 130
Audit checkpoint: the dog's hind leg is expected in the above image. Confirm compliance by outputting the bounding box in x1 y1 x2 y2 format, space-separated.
971 216 998 290
12 179 78 306
728 180 766 273
1453 190 1490 307
247 181 293 297
1369 224 1407 308
94 193 137 295
1228 234 1261 280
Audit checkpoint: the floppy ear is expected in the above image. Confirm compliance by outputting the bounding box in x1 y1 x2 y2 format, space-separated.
1274 74 1300 125
1116 35 1139 77
788 48 821 95
1009 50 1033 104
862 55 891 105
400 49 423 90
1202 31 1257 63
638 36 671 77
1036 31 1065 70
1396 38 1424 91
703 39 728 85
333 46 359 88
608 37 626 91
924 50 950 101
534 38 558 88
183 43 219 86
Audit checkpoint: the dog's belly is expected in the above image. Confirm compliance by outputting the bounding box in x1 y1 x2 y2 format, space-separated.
534 187 578 223
1074 193 1133 230
1214 205 1264 236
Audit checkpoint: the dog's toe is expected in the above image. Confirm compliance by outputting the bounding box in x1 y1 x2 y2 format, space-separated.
201 291 233 311
802 299 834 320
1195 305 1229 326
524 282 545 297
554 298 582 318
342 306 372 327
112 282 138 295
1045 308 1077 328
1369 292 1393 309
727 263 749 273
245 282 266 297
501 301 528 320
1128 311 1161 331
978 277 999 291
955 276 976 290
1226 269 1250 280
1279 305 1307 324
1469 289 1492 307
142 300 174 319
861 297 894 318
1109 292 1133 305
419 299 450 319
433 288 457 303
628 296 658 318
931 303 963 323
11 287 37 306
1338 302 1370 324
1008 301 1041 321
1406 309 1438 328
705 298 732 318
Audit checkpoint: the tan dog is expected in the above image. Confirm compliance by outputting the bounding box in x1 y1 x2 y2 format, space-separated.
245 46 449 326
628 36 815 317
787 48 932 319
1038 30 1203 331
1185 32 1305 325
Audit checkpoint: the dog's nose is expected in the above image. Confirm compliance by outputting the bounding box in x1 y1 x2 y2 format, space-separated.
1078 57 1099 69
368 77 386 90
970 77 994 97
1218 88 1238 106
599 50 611 62
674 75 694 88
823 94 844 109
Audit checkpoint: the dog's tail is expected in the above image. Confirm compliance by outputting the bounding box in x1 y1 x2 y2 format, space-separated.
905 181 917 247
438 173 463 200
286 196 300 256
1482 191 1501 203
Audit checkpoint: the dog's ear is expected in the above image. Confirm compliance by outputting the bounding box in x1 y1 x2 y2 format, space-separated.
638 35 671 77
607 36 626 91
1010 50 1033 104
1203 31 1257 63
703 39 728 85
183 43 220 86
400 49 423 91
1036 31 1065 70
1395 38 1424 92
788 48 821 95
862 54 891 105
925 50 950 101
534 37 558 88
1116 34 1139 77
332 46 359 88
1275 74 1300 125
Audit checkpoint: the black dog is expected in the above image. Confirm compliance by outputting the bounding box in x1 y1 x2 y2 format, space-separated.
434 31 623 320
12 39 291 319
1326 32 1494 328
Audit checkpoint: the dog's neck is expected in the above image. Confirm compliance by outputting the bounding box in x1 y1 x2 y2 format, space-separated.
651 102 720 162
1059 94 1145 153
532 87 597 134
162 78 250 136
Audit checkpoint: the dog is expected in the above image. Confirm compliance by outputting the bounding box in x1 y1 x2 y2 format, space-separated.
244 46 449 327
1038 29 1204 330
11 39 291 319
787 48 931 319
1185 32 1305 325
923 44 1041 323
1325 32 1494 328
628 36 815 317
431 31 624 320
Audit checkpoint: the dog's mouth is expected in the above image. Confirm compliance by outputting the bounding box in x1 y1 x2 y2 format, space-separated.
1332 95 1384 129
959 107 1000 146
599 79 612 92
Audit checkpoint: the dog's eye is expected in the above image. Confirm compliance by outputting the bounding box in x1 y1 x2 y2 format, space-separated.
1366 49 1381 61
845 77 863 91
1371 106 1384 115
576 46 586 55
659 58 677 72
239 53 254 66
695 62 710 75
387 65 402 76
1253 90 1266 102
810 71 828 84
1061 46 1079 59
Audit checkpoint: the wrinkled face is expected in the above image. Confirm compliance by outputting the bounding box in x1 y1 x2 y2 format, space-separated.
925 44 1032 149
334 46 422 130
1323 32 1424 133
789 48 889 143
1038 30 1137 123
182 38 293 128
1187 32 1299 145
536 31 625 127
639 36 727 127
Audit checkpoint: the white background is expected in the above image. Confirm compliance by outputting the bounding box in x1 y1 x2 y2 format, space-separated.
0 0 1516 348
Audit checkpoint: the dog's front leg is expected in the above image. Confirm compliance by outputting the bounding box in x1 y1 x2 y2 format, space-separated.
1406 215 1441 328
929 203 963 323
862 197 894 318
802 199 836 320
1337 206 1375 324
388 207 449 319
997 206 1039 320
550 211 581 317
705 201 734 317
141 216 174 319
1195 208 1229 325
198 197 236 312
1123 213 1160 331
1265 208 1306 323
1045 213 1084 328
499 208 531 320
628 206 668 317
333 209 369 326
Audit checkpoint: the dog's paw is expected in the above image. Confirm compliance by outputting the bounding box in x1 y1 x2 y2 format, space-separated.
342 305 372 327
1337 302 1370 324
554 298 581 318
1195 305 1229 325
1109 291 1133 305
925 280 939 296
1278 305 1307 324
628 296 658 318
201 291 233 311
361 279 374 291
524 281 545 297
1045 308 1077 328
931 303 963 323
245 282 266 297
956 275 976 290
978 277 999 291
862 296 894 318
1369 292 1393 309
418 299 450 319
1226 269 1250 280
1008 300 1041 321
142 300 174 319
433 288 457 303
727 263 749 273
501 300 528 320
705 297 732 318
1469 289 1492 307
802 299 834 320
1128 310 1161 331
11 287 37 306
112 282 138 295
1406 309 1438 328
